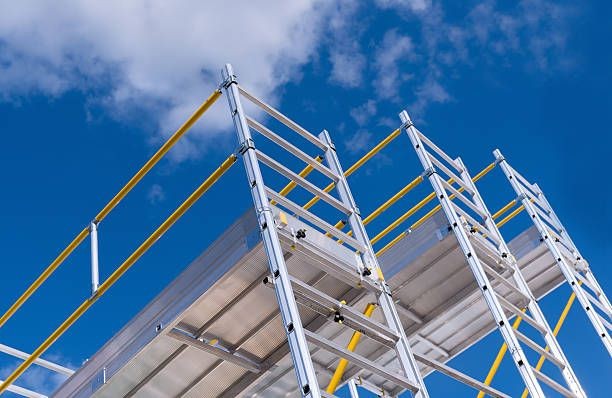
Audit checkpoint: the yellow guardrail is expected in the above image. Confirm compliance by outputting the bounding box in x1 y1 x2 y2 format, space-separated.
0 153 237 394
0 89 222 330
326 303 377 393
374 161 497 257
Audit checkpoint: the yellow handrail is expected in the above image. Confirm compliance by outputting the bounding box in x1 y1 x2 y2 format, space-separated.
363 176 424 225
373 161 497 256
0 153 237 394
0 89 222 330
326 303 377 393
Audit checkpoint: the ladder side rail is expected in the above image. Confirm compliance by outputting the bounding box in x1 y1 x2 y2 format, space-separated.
222 64 321 398
494 149 612 356
319 130 429 398
456 157 587 397
400 111 546 398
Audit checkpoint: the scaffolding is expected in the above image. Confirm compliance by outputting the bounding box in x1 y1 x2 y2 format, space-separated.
0 64 609 397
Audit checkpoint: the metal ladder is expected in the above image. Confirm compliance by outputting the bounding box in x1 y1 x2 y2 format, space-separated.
495 149 612 357
400 110 587 398
222 64 429 398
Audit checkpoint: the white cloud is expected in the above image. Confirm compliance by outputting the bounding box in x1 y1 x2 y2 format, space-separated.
410 76 451 117
374 29 414 100
326 1 366 88
147 184 165 205
344 129 373 155
350 100 377 126
374 0 431 12
0 0 331 160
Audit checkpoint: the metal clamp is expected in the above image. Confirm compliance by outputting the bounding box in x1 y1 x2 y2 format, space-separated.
423 166 436 178
238 138 255 155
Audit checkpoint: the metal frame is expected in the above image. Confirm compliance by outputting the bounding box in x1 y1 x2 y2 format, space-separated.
400 110 587 397
223 64 320 397
494 149 612 356
222 64 429 397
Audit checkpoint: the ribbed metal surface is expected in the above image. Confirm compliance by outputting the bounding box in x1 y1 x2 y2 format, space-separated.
52 208 566 398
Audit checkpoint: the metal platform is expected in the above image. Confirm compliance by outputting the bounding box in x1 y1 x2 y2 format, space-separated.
51 203 571 398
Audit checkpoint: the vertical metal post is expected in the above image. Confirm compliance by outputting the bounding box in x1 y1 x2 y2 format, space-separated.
222 64 321 398
400 111 546 397
494 149 612 356
347 379 360 398
89 221 100 295
320 130 429 398
456 158 586 397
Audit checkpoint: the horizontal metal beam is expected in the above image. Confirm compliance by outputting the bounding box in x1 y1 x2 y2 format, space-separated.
167 329 262 373
494 293 546 335
247 117 339 182
514 329 565 370
275 229 381 293
0 343 74 376
413 353 510 398
284 276 398 346
439 178 486 220
415 128 462 173
531 367 576 398
427 153 473 196
237 85 328 151
266 187 366 253
0 380 47 398
303 330 419 393
256 150 351 214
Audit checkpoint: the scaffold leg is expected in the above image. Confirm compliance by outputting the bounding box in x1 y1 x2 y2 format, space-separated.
222 64 321 397
495 149 612 357
400 110 548 397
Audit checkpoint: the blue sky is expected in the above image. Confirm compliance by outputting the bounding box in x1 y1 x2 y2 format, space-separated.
0 0 610 396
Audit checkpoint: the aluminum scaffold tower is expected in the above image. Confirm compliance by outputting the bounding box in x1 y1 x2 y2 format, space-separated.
222 64 429 397
400 110 587 397
494 149 612 356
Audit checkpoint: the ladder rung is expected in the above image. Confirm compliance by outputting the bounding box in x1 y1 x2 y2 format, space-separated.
276 230 381 294
572 270 599 296
303 329 420 393
247 117 340 182
256 149 352 215
578 280 612 318
531 367 577 398
481 262 530 304
514 329 565 370
284 276 399 347
413 353 510 398
599 313 612 331
267 187 366 253
494 293 547 335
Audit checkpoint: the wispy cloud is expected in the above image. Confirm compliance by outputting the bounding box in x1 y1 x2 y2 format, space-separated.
326 1 366 88
147 184 166 205
350 100 377 126
374 29 414 101
344 129 374 155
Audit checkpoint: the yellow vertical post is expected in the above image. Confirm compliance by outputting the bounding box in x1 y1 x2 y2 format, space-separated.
326 303 377 393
